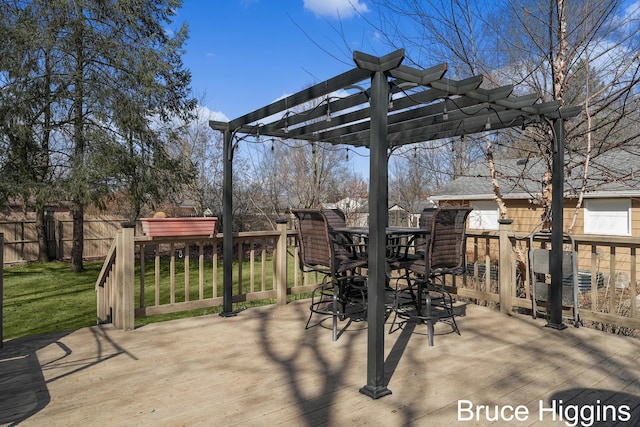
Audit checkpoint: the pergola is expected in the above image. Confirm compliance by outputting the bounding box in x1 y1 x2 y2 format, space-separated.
209 49 581 399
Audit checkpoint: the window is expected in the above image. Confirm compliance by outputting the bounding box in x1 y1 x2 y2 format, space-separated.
584 199 631 236
469 200 499 230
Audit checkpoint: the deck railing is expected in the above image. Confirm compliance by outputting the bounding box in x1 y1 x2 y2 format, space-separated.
96 220 640 335
462 222 640 333
95 221 319 329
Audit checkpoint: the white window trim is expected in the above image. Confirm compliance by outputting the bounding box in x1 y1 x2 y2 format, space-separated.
469 200 499 230
584 198 631 236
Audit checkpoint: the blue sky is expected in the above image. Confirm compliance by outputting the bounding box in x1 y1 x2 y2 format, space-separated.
175 0 379 121
174 0 380 177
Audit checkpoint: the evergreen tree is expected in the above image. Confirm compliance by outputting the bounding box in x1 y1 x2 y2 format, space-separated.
0 0 196 271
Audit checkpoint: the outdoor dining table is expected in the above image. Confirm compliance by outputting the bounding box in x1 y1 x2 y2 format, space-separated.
332 226 429 265
332 227 431 262
332 226 431 313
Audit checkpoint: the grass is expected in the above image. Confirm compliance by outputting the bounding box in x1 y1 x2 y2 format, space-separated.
3 261 102 341
2 254 312 342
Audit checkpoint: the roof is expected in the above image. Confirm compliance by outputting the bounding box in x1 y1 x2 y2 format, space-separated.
432 147 640 201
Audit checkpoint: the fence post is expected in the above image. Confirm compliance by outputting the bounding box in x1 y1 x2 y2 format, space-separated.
498 219 514 315
115 222 136 330
275 218 289 306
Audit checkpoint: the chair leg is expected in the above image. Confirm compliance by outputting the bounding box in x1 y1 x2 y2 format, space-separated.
418 283 460 346
332 283 339 341
305 278 333 330
424 292 435 346
389 288 402 334
306 276 367 341
426 320 435 346
446 292 461 336
388 277 416 334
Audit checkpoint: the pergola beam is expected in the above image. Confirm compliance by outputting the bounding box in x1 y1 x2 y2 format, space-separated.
228 67 370 130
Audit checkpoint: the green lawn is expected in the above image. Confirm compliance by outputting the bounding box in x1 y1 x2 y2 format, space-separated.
2 255 310 342
3 262 102 341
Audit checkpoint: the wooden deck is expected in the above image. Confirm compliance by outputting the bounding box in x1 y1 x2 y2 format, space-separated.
2 302 639 426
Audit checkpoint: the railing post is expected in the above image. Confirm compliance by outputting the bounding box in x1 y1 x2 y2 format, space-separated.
498 219 514 315
275 218 289 306
115 222 136 330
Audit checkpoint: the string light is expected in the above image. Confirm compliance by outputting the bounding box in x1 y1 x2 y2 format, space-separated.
442 100 449 121
485 115 491 130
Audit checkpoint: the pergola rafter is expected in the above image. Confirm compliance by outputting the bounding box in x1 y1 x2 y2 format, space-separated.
209 49 582 400
212 56 579 148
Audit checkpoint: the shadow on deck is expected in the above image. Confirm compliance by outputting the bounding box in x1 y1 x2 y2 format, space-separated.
1 302 639 426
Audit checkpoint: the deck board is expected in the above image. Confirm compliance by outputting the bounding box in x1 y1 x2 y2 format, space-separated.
1 301 639 426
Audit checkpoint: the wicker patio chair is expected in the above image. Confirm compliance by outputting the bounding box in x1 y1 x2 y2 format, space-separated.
393 207 437 265
292 209 368 341
391 206 473 345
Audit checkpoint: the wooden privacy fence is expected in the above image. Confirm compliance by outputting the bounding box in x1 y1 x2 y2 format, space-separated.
96 220 640 334
1 217 124 264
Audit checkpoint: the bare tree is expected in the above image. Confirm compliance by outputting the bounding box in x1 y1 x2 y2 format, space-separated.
165 102 225 216
371 0 640 229
389 135 482 209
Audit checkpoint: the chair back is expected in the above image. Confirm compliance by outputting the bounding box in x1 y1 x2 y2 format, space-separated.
322 208 347 230
414 207 437 254
292 209 332 275
428 207 473 274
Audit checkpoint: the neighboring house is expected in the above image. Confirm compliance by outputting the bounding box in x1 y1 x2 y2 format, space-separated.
431 148 640 237
389 200 437 227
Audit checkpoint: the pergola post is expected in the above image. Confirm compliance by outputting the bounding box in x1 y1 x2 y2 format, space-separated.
359 64 393 400
220 129 236 317
548 117 567 329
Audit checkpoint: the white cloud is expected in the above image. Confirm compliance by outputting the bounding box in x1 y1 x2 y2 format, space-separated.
303 0 369 19
198 105 228 122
